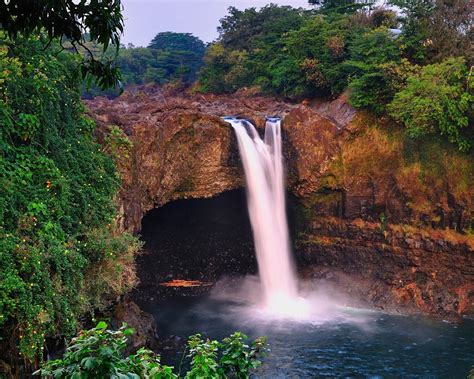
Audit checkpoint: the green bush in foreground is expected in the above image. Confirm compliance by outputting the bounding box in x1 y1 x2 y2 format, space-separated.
37 322 268 379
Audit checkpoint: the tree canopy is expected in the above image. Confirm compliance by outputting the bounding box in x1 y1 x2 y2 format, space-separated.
0 0 124 89
83 32 206 98
198 2 473 150
148 32 206 54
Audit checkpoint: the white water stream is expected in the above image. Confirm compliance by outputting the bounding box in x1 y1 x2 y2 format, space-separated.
228 117 308 317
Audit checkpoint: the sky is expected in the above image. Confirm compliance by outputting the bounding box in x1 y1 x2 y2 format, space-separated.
121 0 312 47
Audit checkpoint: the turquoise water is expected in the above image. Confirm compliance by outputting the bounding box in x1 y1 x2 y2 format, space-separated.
143 279 474 379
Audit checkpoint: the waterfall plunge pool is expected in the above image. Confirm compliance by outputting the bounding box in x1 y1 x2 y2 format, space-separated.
132 189 474 378
141 279 474 378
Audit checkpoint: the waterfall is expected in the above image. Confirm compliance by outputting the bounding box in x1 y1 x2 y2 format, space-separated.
228 117 304 315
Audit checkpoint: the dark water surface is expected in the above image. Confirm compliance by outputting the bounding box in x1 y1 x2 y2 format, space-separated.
141 286 474 379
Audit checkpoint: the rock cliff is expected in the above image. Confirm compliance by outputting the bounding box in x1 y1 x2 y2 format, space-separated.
86 86 474 319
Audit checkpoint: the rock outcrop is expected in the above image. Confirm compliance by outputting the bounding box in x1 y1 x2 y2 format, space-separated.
113 297 158 353
86 86 474 319
87 87 295 233
298 217 474 319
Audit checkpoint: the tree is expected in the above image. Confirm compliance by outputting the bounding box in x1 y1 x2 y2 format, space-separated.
389 0 474 64
148 32 206 55
388 57 473 151
0 0 124 89
218 5 306 50
308 0 374 14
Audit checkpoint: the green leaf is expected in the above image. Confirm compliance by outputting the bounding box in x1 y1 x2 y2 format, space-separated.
96 321 108 330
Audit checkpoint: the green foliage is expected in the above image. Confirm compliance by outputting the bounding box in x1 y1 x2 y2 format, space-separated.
199 5 310 95
346 28 401 113
37 325 268 379
388 57 473 151
218 5 306 51
185 332 267 379
311 0 374 15
186 335 220 378
84 33 206 98
199 7 404 101
218 332 267 378
119 46 204 86
0 0 124 89
197 3 473 150
0 35 140 362
37 322 177 379
148 32 205 55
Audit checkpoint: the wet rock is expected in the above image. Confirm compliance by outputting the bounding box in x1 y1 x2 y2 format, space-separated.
298 218 474 320
113 297 158 352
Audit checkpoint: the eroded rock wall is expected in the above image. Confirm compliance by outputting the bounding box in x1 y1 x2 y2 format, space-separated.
87 87 474 318
87 88 295 233
297 217 474 319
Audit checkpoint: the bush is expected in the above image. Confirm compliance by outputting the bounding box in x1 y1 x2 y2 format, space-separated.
37 323 268 379
388 57 473 151
37 322 176 379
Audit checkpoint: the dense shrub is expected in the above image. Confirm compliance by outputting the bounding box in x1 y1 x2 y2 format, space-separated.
37 323 268 379
0 35 140 363
388 57 473 151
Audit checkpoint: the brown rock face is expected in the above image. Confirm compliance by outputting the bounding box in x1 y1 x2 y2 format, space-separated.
113 297 158 352
298 218 474 320
87 86 474 318
283 106 341 196
87 88 296 233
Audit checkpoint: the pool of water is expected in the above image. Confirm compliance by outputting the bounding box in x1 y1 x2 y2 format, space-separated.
140 277 474 379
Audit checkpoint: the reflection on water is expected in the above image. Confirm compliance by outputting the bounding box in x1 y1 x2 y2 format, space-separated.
140 276 474 379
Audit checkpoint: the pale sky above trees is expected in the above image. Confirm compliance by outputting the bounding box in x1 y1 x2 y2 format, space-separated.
121 0 311 46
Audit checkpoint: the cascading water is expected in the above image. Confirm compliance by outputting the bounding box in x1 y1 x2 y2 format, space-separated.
227 117 307 317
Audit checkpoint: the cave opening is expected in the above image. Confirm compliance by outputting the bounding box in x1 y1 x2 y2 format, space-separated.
131 188 303 307
132 189 257 304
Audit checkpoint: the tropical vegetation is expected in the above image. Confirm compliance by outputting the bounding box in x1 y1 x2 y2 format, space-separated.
83 32 206 98
37 322 267 379
197 1 473 150
0 34 142 371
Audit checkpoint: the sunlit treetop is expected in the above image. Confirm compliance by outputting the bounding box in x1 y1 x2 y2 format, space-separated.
308 0 374 14
0 0 124 89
